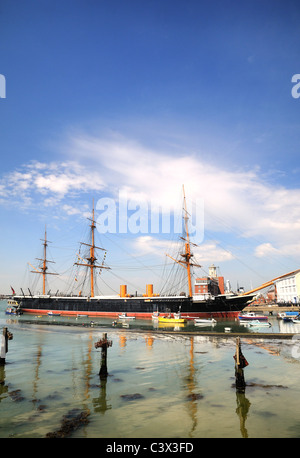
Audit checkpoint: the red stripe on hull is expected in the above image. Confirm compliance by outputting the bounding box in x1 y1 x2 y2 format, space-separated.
21 309 239 319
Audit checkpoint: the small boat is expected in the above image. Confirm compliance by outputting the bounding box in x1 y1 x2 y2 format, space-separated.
118 313 135 320
247 320 272 328
47 311 61 316
158 313 186 324
278 312 299 321
292 318 300 324
194 318 217 325
238 312 267 321
224 327 231 332
5 305 22 315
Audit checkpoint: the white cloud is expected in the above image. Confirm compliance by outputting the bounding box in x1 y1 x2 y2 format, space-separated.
254 242 280 258
132 236 233 266
63 133 300 256
193 241 234 263
134 235 172 257
2 131 300 263
0 160 105 209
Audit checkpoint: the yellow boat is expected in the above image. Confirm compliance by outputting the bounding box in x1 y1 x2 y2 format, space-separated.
158 313 186 324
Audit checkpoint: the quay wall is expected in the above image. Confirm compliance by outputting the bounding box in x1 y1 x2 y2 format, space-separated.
244 305 300 314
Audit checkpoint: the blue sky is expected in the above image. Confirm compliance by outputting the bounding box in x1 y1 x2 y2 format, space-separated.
1 0 300 296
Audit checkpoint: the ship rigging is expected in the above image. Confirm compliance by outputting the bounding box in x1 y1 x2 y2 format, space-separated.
12 189 256 318
74 202 110 298
28 227 58 295
166 185 201 297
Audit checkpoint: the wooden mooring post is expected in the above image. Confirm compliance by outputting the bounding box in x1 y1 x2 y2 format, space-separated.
94 333 113 379
234 337 249 392
0 327 13 365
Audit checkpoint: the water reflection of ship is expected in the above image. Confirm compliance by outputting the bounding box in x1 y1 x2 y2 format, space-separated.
119 335 127 347
186 337 198 437
32 345 42 407
145 335 154 347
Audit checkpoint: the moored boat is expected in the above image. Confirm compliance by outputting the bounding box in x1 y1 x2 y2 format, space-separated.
242 320 271 328
5 306 18 315
278 311 299 321
118 313 136 320
194 318 217 325
5 300 22 315
158 313 186 324
238 312 267 321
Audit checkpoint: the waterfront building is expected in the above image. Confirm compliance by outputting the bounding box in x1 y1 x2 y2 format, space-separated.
194 264 225 300
275 271 300 304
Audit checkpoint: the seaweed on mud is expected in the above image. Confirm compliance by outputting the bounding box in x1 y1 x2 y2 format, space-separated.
246 382 288 389
120 393 145 401
45 408 90 438
8 389 25 402
186 393 204 401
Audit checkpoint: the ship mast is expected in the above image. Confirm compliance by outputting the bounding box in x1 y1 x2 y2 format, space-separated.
74 201 110 297
30 226 57 295
166 185 201 297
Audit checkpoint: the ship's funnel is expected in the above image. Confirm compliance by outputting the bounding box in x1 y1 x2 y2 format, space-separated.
120 285 127 297
146 284 153 297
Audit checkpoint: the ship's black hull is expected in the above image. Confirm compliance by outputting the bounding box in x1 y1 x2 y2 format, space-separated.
13 293 253 318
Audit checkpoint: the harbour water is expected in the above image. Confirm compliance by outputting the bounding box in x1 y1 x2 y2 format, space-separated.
1 300 300 439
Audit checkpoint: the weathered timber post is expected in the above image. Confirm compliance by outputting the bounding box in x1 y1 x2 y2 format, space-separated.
233 337 249 392
0 328 13 365
94 333 113 379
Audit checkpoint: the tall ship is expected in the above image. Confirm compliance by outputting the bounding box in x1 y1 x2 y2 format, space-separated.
11 190 256 318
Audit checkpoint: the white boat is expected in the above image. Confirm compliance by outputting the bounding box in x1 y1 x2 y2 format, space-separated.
194 318 217 325
238 312 267 321
247 320 272 328
118 313 136 320
292 318 300 324
278 312 299 321
47 311 61 316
